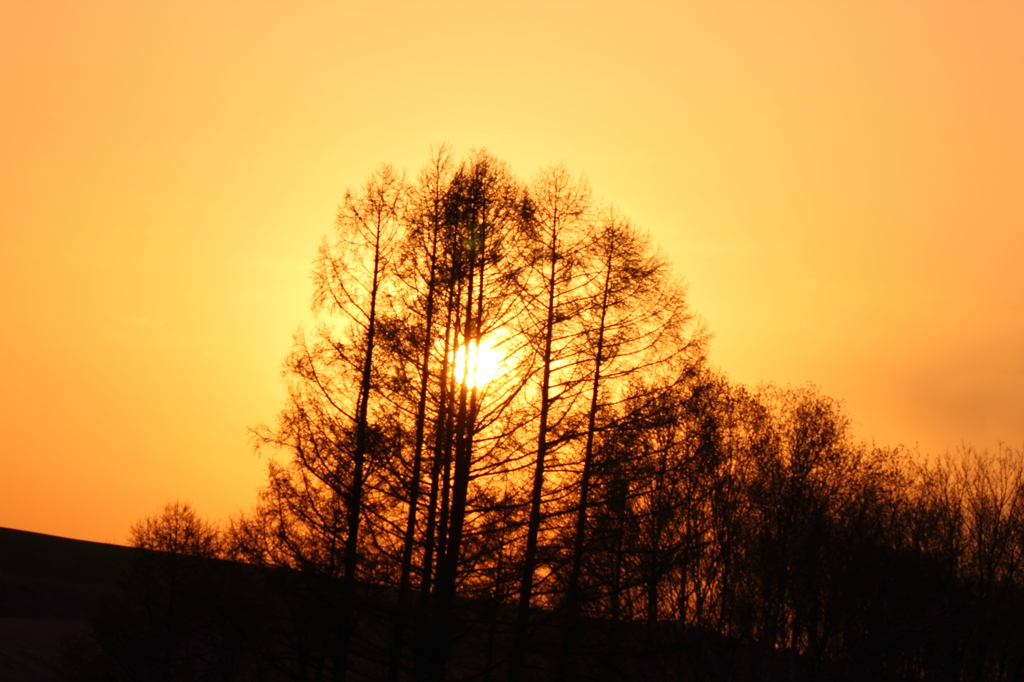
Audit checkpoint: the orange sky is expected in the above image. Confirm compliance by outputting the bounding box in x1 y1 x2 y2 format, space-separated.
2 0 1022 544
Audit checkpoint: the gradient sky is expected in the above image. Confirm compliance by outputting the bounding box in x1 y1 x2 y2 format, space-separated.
2 0 1022 544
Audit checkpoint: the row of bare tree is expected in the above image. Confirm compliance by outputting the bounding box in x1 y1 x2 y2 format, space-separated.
231 147 707 681
74 149 1024 682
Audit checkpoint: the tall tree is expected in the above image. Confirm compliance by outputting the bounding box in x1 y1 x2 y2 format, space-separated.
252 164 406 680
557 213 705 678
241 149 714 681
383 146 455 682
507 166 592 682
424 151 533 682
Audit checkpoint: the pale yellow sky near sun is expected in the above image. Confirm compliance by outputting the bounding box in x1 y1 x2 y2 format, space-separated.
1 0 1022 543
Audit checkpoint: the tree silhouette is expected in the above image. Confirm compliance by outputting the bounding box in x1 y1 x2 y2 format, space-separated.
145 148 1023 682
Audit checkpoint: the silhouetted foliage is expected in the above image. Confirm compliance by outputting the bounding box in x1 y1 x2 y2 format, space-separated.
69 149 1024 682
128 501 222 558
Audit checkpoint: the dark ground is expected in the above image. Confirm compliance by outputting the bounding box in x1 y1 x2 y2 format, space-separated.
0 527 140 682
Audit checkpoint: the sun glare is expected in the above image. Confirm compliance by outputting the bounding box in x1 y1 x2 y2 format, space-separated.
452 337 504 388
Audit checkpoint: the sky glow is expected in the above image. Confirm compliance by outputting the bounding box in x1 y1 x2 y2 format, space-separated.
1 0 1021 544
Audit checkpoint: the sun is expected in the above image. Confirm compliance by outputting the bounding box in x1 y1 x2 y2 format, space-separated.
452 336 505 388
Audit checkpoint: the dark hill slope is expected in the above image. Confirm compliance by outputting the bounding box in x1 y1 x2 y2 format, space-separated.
0 527 138 682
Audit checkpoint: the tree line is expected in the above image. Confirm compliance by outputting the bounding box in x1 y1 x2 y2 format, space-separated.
69 148 1024 682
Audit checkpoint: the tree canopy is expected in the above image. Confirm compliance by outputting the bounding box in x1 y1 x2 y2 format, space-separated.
99 148 1024 682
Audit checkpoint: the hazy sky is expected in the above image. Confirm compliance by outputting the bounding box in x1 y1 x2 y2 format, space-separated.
2 0 1022 544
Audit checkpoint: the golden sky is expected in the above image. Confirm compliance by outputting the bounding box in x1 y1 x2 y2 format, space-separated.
2 0 1022 544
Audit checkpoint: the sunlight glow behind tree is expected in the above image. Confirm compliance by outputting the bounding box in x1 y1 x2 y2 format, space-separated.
451 337 505 388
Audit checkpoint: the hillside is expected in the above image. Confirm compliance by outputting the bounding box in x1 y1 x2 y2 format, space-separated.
0 527 139 681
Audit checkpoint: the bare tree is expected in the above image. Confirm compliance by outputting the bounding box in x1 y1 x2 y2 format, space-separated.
129 501 222 558
555 212 706 678
250 164 407 680
507 165 592 682
422 151 533 682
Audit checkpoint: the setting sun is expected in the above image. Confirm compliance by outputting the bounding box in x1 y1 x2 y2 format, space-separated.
1 0 1021 591
452 337 504 388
